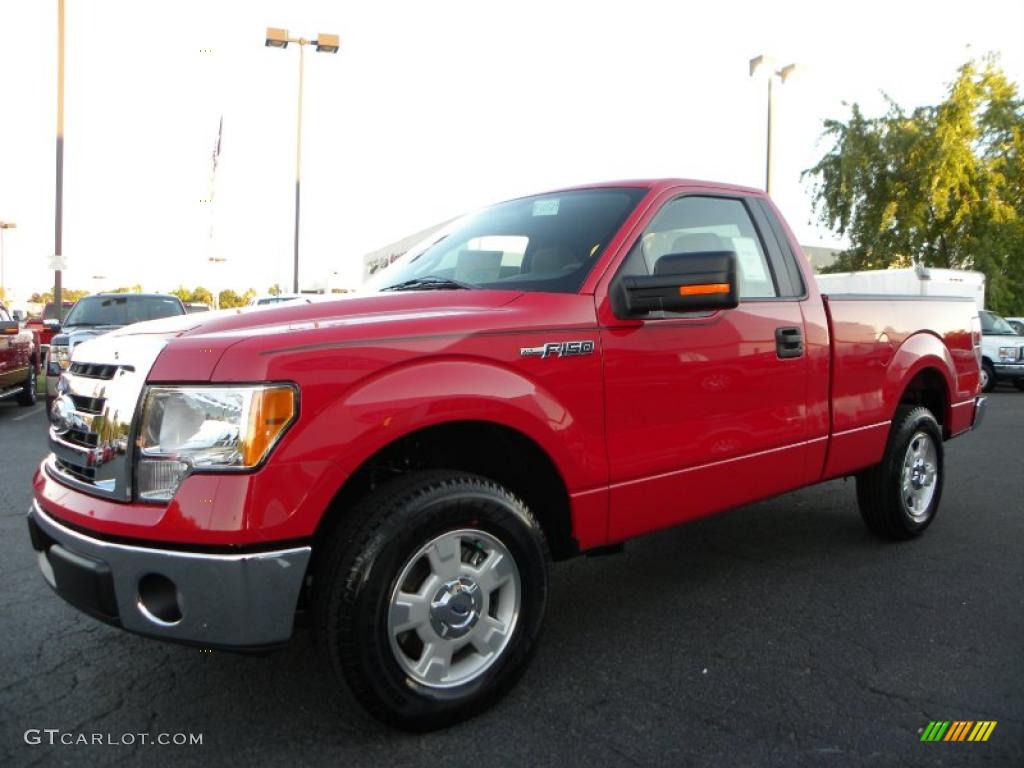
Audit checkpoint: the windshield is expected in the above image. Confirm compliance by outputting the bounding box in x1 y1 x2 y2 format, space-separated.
43 302 72 321
364 188 647 294
64 295 184 327
980 310 1016 335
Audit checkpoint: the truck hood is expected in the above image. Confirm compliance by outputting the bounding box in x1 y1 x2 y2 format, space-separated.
107 291 526 381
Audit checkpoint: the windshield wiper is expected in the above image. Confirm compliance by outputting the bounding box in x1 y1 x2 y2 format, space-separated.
381 276 475 292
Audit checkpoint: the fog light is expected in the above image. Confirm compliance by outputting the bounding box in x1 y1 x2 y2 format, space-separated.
137 573 182 625
137 459 189 502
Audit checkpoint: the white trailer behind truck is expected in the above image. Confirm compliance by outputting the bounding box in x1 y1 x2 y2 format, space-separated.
815 265 986 310
815 264 1024 392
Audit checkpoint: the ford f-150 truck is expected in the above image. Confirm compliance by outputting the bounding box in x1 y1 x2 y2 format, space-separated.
0 300 41 406
27 179 984 730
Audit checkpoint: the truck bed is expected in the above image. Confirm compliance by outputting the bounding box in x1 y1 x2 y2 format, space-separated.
820 293 980 480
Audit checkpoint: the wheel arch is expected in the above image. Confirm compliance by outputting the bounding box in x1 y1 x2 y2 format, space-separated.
314 419 577 561
885 333 957 436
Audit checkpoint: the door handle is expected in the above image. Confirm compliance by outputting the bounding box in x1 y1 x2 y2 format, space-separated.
775 326 804 359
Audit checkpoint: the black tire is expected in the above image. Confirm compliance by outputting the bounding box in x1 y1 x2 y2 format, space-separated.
1014 380 1024 392
313 470 550 731
856 406 944 540
17 364 37 407
980 360 996 393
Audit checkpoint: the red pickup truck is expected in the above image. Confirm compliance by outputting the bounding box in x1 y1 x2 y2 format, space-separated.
28 179 983 730
25 299 75 352
0 300 40 406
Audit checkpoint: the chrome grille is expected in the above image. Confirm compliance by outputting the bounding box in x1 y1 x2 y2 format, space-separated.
47 336 167 501
69 361 124 379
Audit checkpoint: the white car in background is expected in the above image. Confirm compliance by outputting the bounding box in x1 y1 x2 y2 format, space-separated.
979 310 1024 392
247 293 309 307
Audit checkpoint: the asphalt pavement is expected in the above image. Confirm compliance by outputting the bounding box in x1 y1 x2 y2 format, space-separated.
1 391 1021 767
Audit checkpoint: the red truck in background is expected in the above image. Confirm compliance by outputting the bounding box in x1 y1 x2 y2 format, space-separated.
25 300 75 355
27 179 984 730
0 300 40 406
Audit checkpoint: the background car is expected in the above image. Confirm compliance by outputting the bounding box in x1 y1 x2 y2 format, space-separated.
46 293 186 412
24 299 75 354
1005 316 1024 335
979 309 1024 391
247 293 309 306
0 300 41 407
184 302 211 313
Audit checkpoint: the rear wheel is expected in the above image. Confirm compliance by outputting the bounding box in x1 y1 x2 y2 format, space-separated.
17 364 37 407
856 406 944 540
980 361 996 392
314 470 550 731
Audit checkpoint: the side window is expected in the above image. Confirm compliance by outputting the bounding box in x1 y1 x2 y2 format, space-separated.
620 196 778 299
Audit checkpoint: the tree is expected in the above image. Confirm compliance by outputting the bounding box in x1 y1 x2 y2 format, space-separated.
29 288 90 304
241 288 257 305
108 284 143 293
218 289 246 308
803 58 1024 314
267 283 283 296
170 286 214 305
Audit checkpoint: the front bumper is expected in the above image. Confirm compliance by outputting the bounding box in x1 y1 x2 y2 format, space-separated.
27 501 311 649
993 362 1024 379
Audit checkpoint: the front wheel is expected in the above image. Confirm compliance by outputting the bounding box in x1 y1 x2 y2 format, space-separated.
856 406 944 540
980 361 996 392
17 364 38 407
314 471 550 731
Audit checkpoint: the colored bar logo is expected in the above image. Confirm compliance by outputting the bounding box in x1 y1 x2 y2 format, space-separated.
921 721 997 742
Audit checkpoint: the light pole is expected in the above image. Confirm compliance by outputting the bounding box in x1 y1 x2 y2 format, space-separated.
55 0 65 310
749 55 796 197
0 221 15 299
265 27 339 294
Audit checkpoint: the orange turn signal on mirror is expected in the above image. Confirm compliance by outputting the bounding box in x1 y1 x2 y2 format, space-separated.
679 283 730 296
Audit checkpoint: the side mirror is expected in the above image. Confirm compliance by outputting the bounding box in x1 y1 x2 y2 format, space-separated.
613 250 740 317
11 309 26 323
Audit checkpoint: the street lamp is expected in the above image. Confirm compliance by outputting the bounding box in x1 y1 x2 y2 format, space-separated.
0 221 16 299
265 27 339 294
749 55 796 197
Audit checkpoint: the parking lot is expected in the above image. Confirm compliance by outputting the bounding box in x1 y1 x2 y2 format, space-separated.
0 390 1021 767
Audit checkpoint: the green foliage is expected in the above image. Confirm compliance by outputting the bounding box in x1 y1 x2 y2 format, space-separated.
218 289 247 308
30 288 90 304
170 286 214 306
804 57 1024 314
241 288 257 305
108 284 143 294
267 283 283 296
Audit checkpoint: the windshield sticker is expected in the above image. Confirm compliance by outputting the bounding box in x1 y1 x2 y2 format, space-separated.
732 237 768 281
532 199 560 216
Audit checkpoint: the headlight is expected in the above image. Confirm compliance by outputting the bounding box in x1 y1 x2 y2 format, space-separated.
135 384 297 501
997 346 1018 362
53 345 71 370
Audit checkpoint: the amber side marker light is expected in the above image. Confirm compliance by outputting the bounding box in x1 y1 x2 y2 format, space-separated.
679 283 730 296
243 386 297 466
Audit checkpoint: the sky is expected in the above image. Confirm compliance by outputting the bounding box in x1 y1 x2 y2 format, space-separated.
1 0 1023 302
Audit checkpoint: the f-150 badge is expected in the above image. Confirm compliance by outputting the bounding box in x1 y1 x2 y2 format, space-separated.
520 340 595 359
